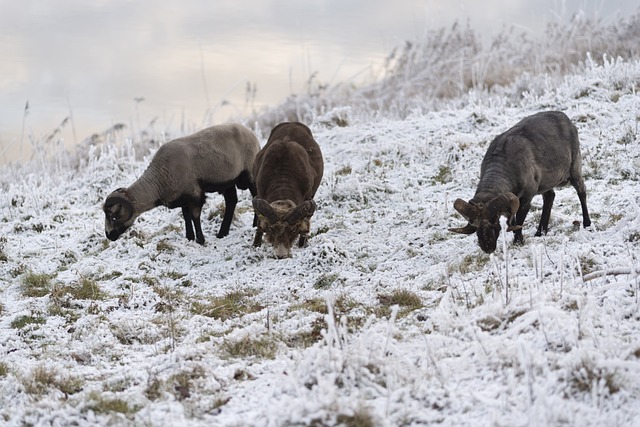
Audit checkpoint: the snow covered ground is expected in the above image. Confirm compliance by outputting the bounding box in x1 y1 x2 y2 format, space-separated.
1 56 640 426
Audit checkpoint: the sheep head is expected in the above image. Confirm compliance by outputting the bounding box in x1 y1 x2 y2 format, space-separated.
449 192 521 254
103 188 136 241
252 198 316 258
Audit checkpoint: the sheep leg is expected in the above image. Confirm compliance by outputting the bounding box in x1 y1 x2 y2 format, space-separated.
298 234 308 247
570 176 591 228
535 190 555 236
181 206 196 242
192 208 205 245
235 170 259 227
253 229 263 247
249 183 258 227
512 203 531 245
217 187 237 238
578 192 591 228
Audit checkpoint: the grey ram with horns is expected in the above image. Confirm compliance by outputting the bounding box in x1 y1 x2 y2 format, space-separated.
252 122 324 258
103 123 260 245
449 111 591 253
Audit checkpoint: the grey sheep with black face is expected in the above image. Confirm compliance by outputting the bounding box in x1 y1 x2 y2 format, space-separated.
252 122 324 258
449 111 591 254
103 123 260 245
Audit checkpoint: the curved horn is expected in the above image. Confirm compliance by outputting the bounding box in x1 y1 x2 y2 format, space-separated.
448 224 478 234
453 198 479 223
484 192 520 222
252 198 279 223
285 200 317 224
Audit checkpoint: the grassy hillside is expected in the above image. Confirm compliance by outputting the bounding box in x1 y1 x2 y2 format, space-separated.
1 15 639 427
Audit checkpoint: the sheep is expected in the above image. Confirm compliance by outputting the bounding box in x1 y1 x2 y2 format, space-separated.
103 123 260 245
449 111 591 254
251 122 324 258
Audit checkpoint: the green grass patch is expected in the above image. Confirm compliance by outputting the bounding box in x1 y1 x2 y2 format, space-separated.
288 294 367 348
23 365 58 395
155 240 174 253
291 297 327 314
314 273 339 289
163 270 187 280
142 274 160 287
334 293 360 317
312 224 331 237
285 317 326 349
11 314 46 329
47 303 81 324
431 165 452 185
100 271 123 280
52 277 107 301
0 361 8 377
21 364 81 397
55 375 84 397
25 367 84 397
335 165 353 176
191 290 262 321
220 334 280 360
87 391 141 416
336 407 376 427
377 289 423 317
579 255 598 276
168 366 206 401
144 378 163 401
60 250 78 268
568 357 620 395
22 272 53 297
450 254 490 274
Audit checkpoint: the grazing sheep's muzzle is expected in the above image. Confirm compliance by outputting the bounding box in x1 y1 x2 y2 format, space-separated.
478 237 497 254
274 244 291 259
106 230 121 241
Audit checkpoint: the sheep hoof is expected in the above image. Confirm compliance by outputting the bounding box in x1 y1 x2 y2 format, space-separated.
512 236 525 246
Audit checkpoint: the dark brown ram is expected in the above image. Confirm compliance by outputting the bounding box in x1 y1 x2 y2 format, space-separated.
252 122 324 258
449 111 591 253
103 124 260 245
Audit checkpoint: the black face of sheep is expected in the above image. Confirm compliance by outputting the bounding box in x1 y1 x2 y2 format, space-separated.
449 111 591 254
104 188 136 241
449 193 521 254
252 199 316 258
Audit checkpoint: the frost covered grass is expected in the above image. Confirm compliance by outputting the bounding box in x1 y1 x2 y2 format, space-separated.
1 17 640 427
252 11 640 131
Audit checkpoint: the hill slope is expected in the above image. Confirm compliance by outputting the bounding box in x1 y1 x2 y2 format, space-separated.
1 58 640 426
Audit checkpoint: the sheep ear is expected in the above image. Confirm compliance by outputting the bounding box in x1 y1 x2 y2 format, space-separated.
105 202 131 222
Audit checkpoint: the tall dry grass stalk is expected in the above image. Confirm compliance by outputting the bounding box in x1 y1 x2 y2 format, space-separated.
249 11 640 131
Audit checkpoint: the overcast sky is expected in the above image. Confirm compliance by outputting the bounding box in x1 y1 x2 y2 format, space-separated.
0 0 637 163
